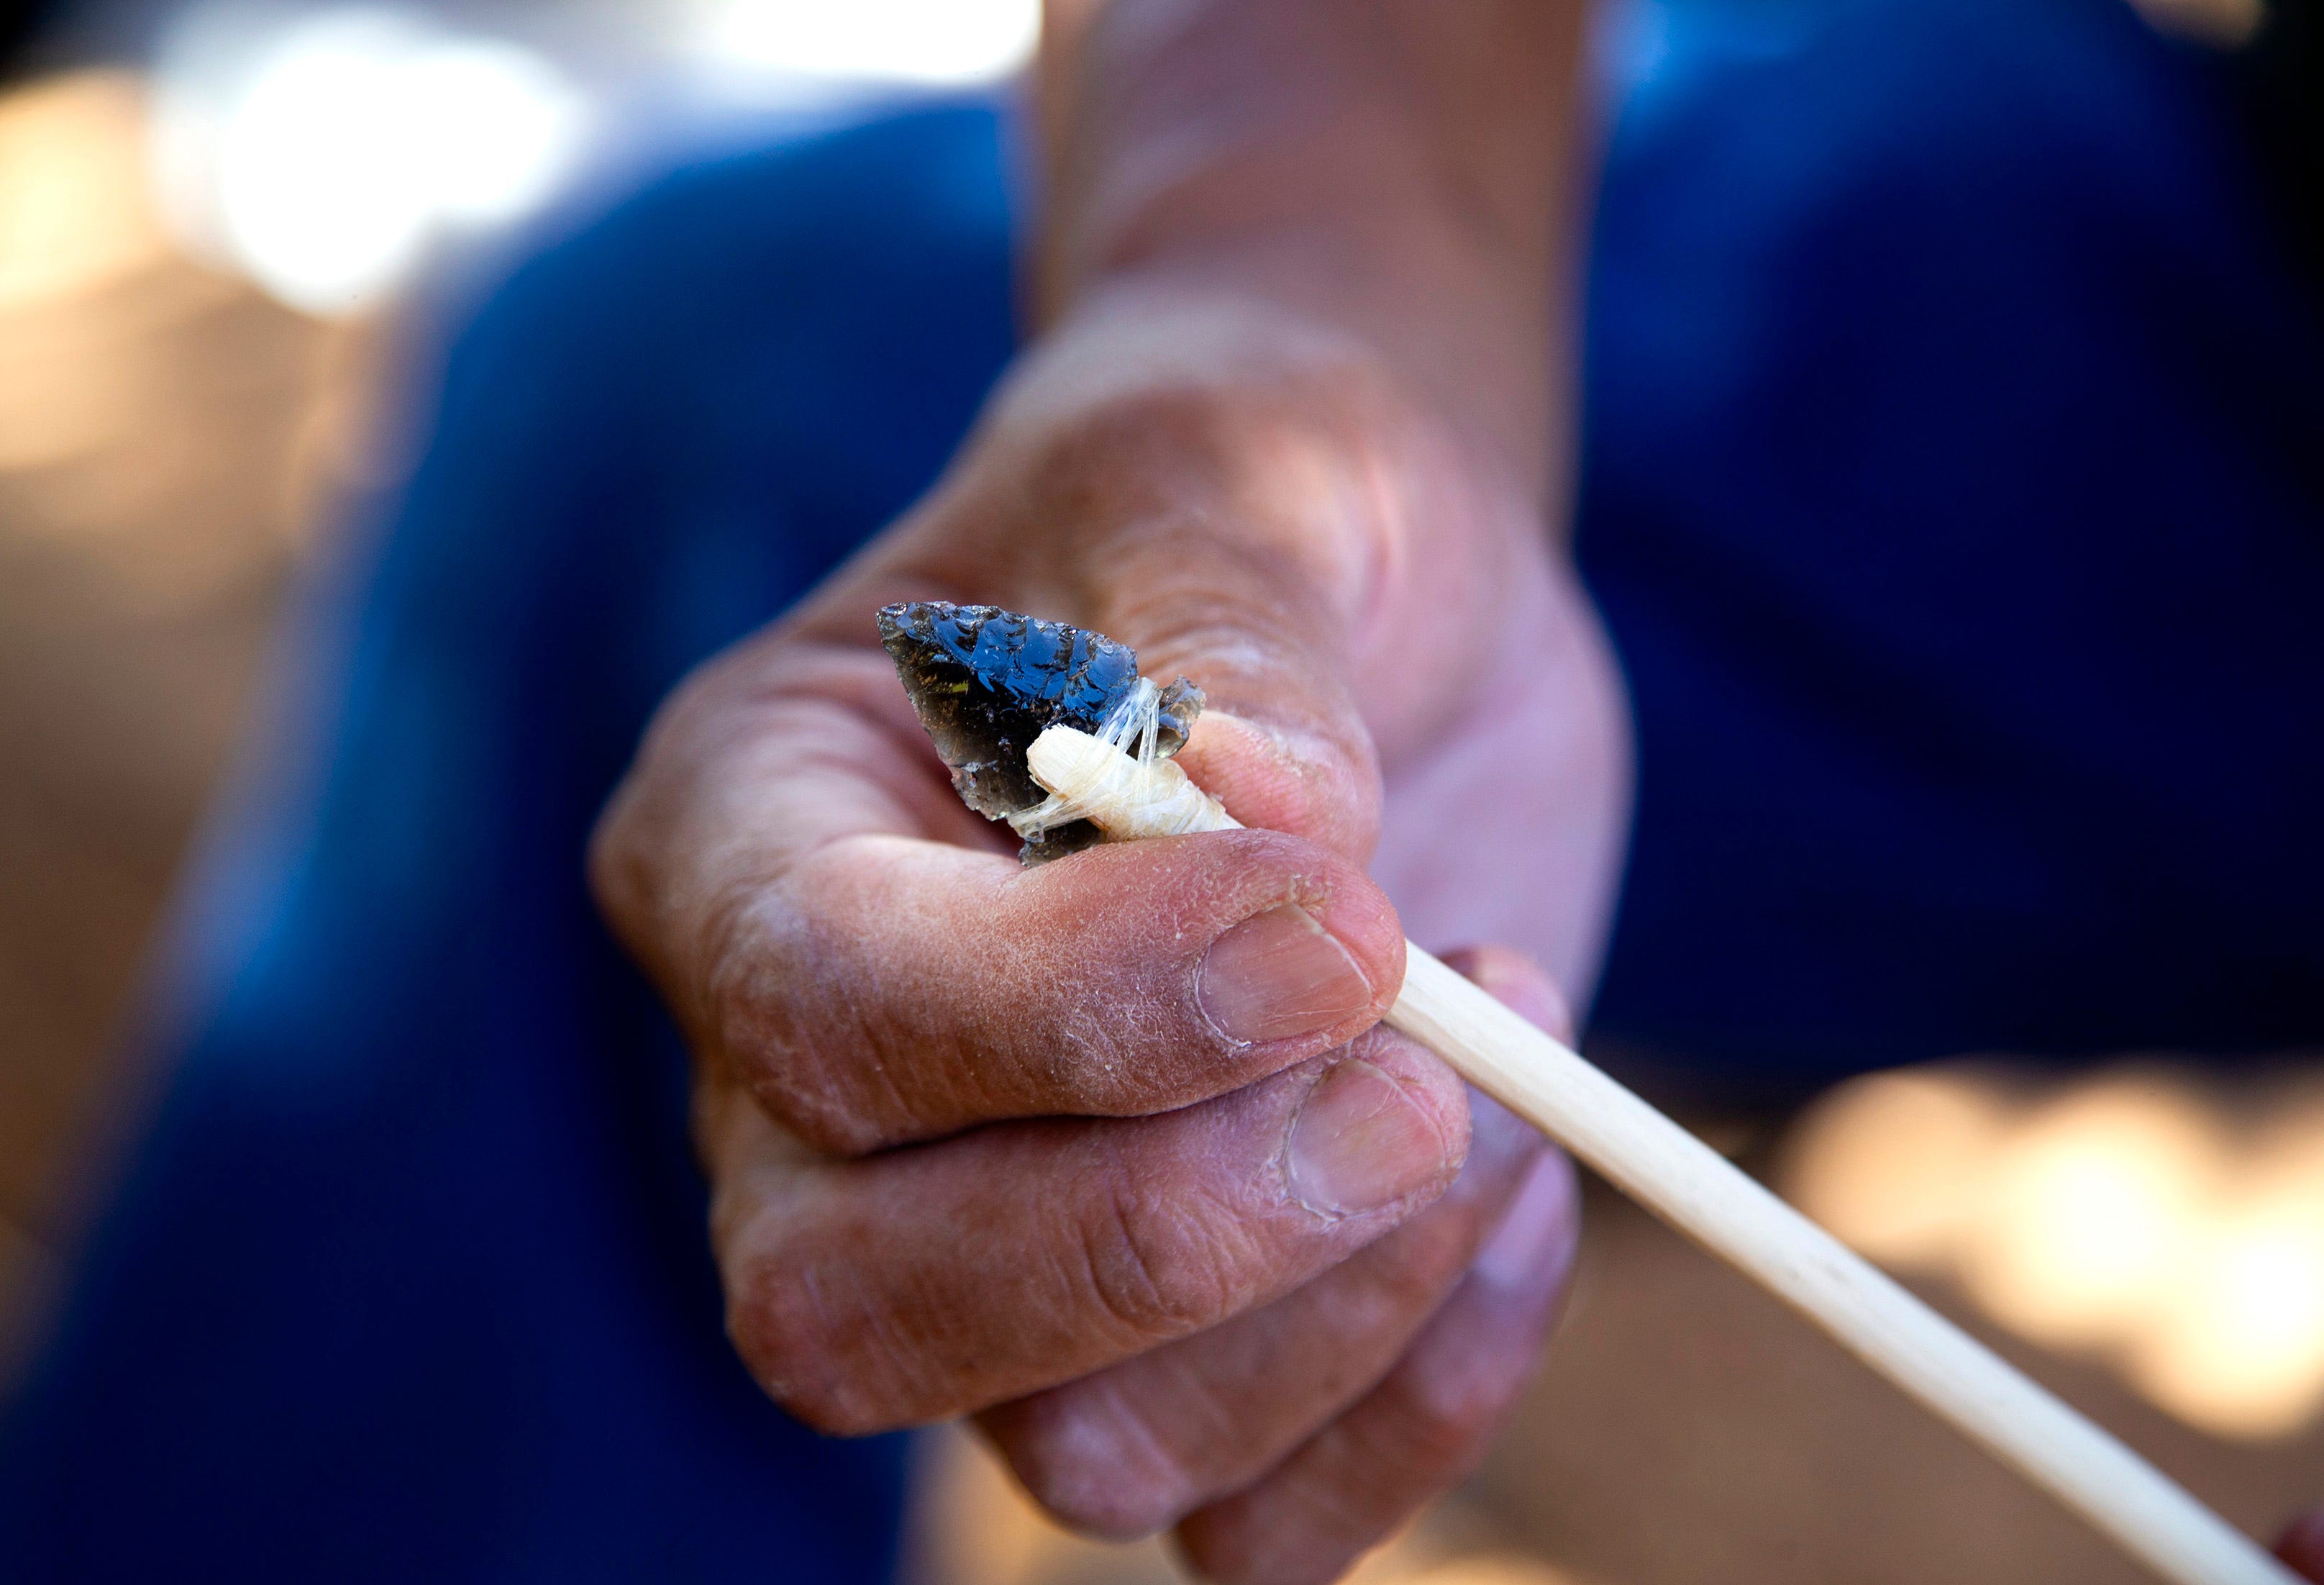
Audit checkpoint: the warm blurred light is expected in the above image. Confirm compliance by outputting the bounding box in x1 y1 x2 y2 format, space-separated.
1954 1077 2223 1350
2127 1103 2324 1436
1787 1060 2324 1441
153 8 590 315
0 71 184 478
0 72 171 314
2131 1203 2324 1438
145 0 1044 313
2125 0 2265 48
1782 1067 2008 1267
694 0 1040 86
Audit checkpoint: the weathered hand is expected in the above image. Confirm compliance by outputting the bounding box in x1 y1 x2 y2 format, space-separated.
591 319 1626 1583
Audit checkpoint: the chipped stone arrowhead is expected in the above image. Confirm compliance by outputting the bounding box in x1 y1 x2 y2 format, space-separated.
876 601 1202 862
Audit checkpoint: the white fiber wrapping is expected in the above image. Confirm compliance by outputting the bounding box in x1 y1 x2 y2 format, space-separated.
1013 727 1238 842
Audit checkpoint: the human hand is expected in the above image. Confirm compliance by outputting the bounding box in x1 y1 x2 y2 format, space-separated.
590 312 1626 1582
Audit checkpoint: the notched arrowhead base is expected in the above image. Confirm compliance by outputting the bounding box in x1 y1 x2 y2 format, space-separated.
877 600 1203 863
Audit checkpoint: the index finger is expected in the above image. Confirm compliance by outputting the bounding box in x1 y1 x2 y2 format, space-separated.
593 645 1407 1156
703 826 1403 1155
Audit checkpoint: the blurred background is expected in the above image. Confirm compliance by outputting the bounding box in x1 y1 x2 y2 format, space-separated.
1 0 2318 1581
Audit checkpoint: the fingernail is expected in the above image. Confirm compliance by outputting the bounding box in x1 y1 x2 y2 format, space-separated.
1198 904 1374 1045
1286 1058 1452 1216
1475 1152 1579 1290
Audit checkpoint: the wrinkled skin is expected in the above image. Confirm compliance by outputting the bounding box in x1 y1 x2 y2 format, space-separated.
591 3 1631 1581
592 318 1629 1583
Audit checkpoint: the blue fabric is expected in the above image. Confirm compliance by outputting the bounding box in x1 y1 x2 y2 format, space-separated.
1579 0 2324 1082
5 0 2323 1576
0 105 1019 1582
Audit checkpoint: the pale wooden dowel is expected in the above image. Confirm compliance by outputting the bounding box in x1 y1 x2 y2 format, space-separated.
1390 948 2295 1585
1025 724 2295 1585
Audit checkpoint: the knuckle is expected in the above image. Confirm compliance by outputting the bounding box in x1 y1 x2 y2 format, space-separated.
723 1237 907 1438
1012 363 1410 587
583 784 645 923
697 885 887 1158
1070 353 1405 470
784 1386 901 1440
723 1249 820 1413
732 1053 880 1160
1076 1178 1239 1345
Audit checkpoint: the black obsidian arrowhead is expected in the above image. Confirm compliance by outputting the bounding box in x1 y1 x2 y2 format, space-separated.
876 601 1201 861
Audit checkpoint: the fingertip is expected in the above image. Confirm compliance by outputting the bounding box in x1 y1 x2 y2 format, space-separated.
1283 1053 1465 1220
1197 904 1377 1047
1306 868 1408 1022
1177 709 1382 864
1164 827 1403 1055
1472 1148 1581 1295
1436 942 1573 1043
